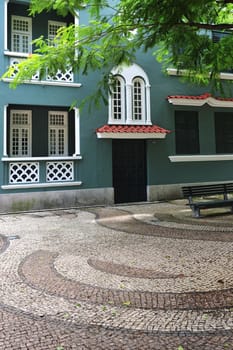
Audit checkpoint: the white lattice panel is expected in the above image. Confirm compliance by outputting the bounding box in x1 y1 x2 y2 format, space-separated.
9 58 39 79
46 67 74 82
9 58 73 82
9 162 39 183
46 161 74 182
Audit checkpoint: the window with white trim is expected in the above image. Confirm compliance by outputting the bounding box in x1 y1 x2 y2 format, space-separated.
111 76 125 121
109 64 151 125
48 111 68 156
11 16 32 53
48 20 67 46
132 78 145 121
10 110 32 157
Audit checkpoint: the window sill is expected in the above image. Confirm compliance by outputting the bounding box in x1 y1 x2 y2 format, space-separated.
2 181 82 190
4 50 30 58
2 156 82 162
169 154 233 162
167 68 233 81
108 121 152 125
2 78 82 88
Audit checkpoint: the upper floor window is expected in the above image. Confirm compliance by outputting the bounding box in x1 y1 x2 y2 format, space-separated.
48 20 67 46
11 16 32 53
215 112 233 153
109 64 151 125
175 111 200 155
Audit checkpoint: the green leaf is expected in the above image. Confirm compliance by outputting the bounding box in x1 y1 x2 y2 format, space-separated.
122 301 131 306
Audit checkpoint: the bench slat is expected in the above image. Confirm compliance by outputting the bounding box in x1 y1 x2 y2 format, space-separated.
181 183 233 218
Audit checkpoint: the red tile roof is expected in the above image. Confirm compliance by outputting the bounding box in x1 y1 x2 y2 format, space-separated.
167 93 233 101
96 124 170 134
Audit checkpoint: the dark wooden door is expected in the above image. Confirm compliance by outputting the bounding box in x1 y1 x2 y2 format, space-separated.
112 140 147 203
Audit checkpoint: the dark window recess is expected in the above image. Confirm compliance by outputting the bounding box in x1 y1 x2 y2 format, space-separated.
215 112 233 153
212 30 231 43
7 105 75 157
175 111 200 155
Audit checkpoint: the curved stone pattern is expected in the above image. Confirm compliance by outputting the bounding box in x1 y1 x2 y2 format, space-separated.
19 250 233 311
90 207 233 242
0 303 233 350
87 258 185 279
1 203 233 349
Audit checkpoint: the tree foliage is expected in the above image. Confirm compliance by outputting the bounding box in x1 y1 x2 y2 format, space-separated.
3 0 233 101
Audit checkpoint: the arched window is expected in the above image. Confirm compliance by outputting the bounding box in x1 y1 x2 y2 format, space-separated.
109 76 125 124
132 78 145 121
112 77 124 121
109 64 151 125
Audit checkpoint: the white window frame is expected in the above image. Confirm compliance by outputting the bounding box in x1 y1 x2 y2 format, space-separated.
109 63 151 125
11 15 32 53
132 77 146 121
48 20 67 46
48 111 68 156
109 76 126 124
10 110 32 157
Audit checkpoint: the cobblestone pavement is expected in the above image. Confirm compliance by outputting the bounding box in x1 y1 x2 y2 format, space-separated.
0 201 233 349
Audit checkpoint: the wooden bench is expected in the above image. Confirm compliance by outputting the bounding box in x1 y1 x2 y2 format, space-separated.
182 183 233 218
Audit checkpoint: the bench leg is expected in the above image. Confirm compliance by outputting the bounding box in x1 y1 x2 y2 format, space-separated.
192 207 201 218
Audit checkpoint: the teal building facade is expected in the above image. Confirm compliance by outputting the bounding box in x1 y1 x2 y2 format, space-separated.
0 0 233 212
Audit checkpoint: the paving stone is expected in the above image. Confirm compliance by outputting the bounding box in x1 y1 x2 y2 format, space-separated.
0 202 232 348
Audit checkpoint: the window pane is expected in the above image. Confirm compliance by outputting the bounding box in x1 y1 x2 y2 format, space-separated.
175 111 200 154
58 129 65 155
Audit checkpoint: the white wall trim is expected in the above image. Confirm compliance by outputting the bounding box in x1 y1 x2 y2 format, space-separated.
2 156 82 162
167 68 233 81
73 107 80 155
97 132 166 139
4 50 30 58
169 154 233 162
167 96 233 108
2 181 82 190
4 1 9 51
3 105 8 157
2 78 82 88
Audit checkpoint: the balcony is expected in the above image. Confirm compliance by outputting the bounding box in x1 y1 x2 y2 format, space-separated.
3 53 81 87
1 158 82 190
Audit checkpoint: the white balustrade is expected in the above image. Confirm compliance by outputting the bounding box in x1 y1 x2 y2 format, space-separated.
9 57 73 83
9 162 39 183
46 161 74 182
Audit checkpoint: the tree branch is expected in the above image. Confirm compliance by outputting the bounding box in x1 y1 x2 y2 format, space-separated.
180 22 233 30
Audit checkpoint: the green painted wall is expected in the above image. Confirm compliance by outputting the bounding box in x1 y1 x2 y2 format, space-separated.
0 1 233 200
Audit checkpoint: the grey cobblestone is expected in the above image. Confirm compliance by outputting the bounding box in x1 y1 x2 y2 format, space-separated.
0 202 232 348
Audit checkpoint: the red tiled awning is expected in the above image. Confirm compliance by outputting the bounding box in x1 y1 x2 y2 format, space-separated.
96 124 170 139
167 93 233 107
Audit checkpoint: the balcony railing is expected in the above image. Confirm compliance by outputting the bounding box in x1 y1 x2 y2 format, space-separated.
8 160 74 184
9 57 74 83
